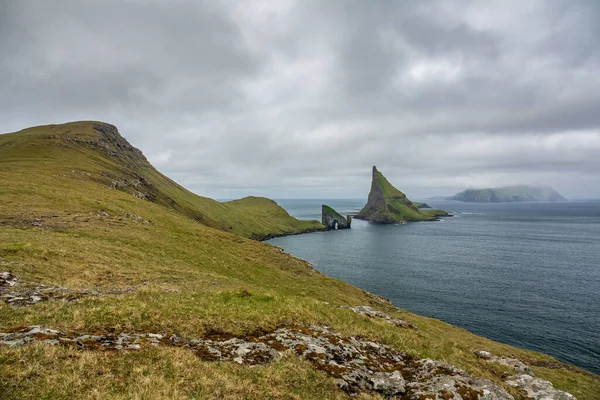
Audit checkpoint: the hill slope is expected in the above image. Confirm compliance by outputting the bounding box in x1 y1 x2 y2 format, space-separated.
355 167 448 223
449 186 567 203
0 123 597 399
0 121 324 239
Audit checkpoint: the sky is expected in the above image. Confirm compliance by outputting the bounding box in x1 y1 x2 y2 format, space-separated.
2 0 600 200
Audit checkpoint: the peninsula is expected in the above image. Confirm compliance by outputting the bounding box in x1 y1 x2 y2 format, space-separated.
448 185 567 203
355 166 449 223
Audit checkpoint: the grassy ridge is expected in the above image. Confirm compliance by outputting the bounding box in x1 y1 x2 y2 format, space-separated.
0 123 598 399
0 121 324 240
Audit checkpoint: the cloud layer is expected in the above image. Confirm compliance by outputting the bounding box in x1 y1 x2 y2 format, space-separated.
2 0 600 199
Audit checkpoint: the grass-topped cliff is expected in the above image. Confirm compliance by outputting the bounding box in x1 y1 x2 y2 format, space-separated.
449 186 567 203
356 167 448 223
322 205 351 230
0 123 597 399
0 121 324 240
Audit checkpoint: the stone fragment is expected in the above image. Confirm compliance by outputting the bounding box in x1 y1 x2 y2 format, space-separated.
370 370 405 395
342 305 417 329
506 374 577 400
0 271 18 286
474 350 533 375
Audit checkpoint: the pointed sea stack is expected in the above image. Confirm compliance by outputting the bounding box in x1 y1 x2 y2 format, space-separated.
322 205 351 230
355 166 448 223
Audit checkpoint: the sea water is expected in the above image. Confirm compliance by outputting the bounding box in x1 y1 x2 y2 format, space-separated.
268 199 600 374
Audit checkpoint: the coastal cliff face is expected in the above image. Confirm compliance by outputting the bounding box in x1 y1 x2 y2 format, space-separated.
0 121 324 240
356 167 448 223
322 205 351 230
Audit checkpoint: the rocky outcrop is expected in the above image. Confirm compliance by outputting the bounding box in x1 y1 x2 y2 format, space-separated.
0 271 134 306
355 166 448 223
342 305 417 329
1 325 514 399
505 375 576 400
475 350 576 399
322 205 351 230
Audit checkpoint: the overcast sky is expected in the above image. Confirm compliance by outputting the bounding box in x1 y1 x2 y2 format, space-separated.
2 1 600 199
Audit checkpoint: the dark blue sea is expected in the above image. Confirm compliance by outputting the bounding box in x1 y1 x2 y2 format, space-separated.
268 199 600 374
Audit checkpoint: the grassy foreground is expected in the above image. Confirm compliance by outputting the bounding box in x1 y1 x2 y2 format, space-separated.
0 122 598 399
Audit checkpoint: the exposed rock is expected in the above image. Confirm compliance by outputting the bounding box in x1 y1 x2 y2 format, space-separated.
355 166 448 224
475 351 577 399
0 271 135 306
1 324 514 399
371 371 405 395
0 272 18 287
506 374 576 400
342 305 417 329
407 359 511 400
474 350 533 375
322 205 351 230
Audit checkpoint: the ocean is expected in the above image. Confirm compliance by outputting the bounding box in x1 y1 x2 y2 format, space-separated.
267 199 600 374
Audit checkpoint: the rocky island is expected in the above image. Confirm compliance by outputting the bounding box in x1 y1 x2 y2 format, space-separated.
448 185 567 203
355 166 449 223
322 205 351 230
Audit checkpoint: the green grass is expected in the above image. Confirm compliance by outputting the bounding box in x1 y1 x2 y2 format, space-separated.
0 121 324 240
0 122 598 399
322 204 348 222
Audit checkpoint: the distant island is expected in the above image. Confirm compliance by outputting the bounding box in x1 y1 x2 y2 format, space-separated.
355 166 448 223
448 185 567 203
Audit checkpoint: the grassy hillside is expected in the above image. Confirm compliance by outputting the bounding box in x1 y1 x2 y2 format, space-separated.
0 123 597 399
0 121 324 240
356 167 447 223
449 186 567 203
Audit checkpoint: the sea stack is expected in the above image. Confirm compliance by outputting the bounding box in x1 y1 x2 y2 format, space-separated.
355 166 448 223
322 205 351 230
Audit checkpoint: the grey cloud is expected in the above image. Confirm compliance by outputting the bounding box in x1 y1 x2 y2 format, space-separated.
1 0 600 199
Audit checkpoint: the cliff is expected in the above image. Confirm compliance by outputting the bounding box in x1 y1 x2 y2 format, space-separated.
449 185 567 203
0 121 324 239
355 167 448 223
322 205 351 230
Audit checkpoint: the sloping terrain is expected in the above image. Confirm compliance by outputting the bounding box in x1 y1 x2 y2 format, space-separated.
0 123 597 399
0 121 324 239
356 167 448 223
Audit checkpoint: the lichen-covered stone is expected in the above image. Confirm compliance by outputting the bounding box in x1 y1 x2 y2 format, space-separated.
1 325 515 399
475 350 577 399
0 271 135 306
474 350 533 375
506 374 576 400
342 305 417 329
